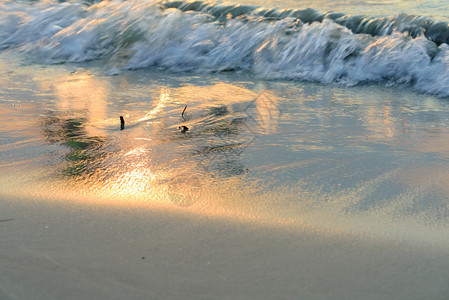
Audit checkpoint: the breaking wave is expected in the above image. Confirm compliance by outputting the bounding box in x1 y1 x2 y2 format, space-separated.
2 0 449 96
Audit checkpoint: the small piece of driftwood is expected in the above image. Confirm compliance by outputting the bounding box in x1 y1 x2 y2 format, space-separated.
181 105 187 120
120 116 125 130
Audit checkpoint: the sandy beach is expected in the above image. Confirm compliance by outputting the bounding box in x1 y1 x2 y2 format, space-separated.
2 0 449 298
1 193 448 300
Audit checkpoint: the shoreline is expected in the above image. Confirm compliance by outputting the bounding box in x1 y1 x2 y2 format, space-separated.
2 44 449 299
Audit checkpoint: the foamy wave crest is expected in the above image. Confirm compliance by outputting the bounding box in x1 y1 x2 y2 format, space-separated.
2 0 449 96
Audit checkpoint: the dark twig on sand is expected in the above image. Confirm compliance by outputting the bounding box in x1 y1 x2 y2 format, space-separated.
120 116 125 130
0 218 14 222
179 106 189 133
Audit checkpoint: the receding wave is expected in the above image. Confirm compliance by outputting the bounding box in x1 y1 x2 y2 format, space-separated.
2 0 449 96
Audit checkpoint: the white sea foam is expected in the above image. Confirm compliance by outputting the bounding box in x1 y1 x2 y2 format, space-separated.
2 0 449 96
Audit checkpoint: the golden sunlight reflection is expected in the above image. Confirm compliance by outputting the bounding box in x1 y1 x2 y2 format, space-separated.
37 81 284 211
4 48 449 250
39 72 109 136
174 82 258 104
254 91 280 134
102 166 158 198
138 90 169 122
364 102 397 140
124 146 148 157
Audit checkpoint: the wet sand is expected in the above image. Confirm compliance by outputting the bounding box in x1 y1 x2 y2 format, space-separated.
1 194 448 300
1 51 449 299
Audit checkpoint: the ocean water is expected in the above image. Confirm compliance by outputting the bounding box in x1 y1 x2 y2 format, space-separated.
2 0 449 237
1 1 449 297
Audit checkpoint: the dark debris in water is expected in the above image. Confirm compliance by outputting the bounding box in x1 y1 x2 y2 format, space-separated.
179 125 189 133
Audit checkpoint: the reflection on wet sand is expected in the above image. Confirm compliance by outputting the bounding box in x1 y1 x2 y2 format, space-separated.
1 61 449 241
38 81 281 207
41 114 105 176
39 71 110 136
32 74 449 220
